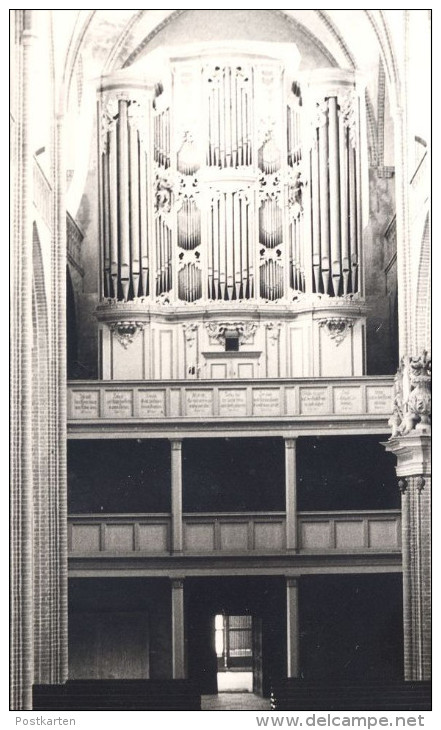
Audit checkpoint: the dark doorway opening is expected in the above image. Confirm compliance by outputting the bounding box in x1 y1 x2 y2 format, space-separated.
215 614 253 692
185 576 286 697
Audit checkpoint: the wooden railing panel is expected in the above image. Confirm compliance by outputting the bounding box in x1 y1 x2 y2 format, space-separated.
68 510 400 556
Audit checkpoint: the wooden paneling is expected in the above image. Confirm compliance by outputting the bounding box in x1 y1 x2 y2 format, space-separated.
68 511 401 557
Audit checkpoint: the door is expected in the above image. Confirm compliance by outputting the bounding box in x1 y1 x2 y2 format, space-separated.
252 617 263 695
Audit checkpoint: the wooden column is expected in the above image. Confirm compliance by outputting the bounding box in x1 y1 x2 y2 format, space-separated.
286 577 300 677
285 438 297 551
171 578 185 679
170 439 183 553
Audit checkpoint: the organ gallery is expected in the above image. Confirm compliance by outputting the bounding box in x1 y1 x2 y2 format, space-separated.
96 46 367 381
10 10 431 712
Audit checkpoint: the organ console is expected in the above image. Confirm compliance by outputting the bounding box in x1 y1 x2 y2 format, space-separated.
96 46 368 381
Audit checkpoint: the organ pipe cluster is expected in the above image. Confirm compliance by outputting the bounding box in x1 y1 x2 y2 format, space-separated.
101 97 150 301
309 92 361 296
98 57 364 306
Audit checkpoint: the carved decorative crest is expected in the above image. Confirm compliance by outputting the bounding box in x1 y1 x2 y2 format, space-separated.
258 172 282 201
287 169 304 215
205 321 258 345
183 323 198 347
318 317 354 345
265 322 282 343
340 90 357 146
155 170 174 213
109 321 144 349
315 99 328 128
389 351 431 437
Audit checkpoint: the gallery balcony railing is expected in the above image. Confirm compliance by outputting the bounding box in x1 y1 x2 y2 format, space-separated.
68 510 401 557
67 376 394 432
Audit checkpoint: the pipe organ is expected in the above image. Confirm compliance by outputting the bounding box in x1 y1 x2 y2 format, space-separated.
97 48 368 381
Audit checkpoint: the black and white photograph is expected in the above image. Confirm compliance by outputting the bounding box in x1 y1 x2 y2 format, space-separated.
10 6 432 724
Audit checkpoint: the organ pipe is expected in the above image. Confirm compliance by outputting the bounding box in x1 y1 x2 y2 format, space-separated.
207 66 252 168
328 97 341 296
259 199 283 248
310 134 321 293
349 144 357 293
99 66 363 306
117 100 130 301
260 260 283 300
306 86 362 296
339 115 350 295
108 125 118 299
139 149 149 296
177 199 201 250
318 103 330 295
102 150 110 297
206 191 255 301
129 123 140 298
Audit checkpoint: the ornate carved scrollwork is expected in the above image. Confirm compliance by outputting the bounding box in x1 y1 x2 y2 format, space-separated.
389 351 432 437
109 321 144 349
183 322 198 347
287 169 304 215
318 317 354 345
155 170 174 213
265 322 282 343
340 90 357 146
205 321 258 345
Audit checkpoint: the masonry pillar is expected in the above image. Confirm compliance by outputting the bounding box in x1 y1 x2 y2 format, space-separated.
385 434 431 680
384 351 431 679
285 438 297 551
170 439 183 554
171 578 186 678
286 577 300 677
10 10 36 711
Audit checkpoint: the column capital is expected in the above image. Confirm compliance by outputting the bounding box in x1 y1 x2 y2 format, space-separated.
170 439 183 450
383 432 431 478
284 437 297 448
171 578 185 590
286 576 299 588
398 478 408 494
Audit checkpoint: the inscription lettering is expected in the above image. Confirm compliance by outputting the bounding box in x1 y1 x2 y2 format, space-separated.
71 391 100 419
300 388 328 415
186 390 213 417
252 389 281 416
366 386 393 414
219 389 247 417
333 387 362 414
104 390 133 418
138 390 166 418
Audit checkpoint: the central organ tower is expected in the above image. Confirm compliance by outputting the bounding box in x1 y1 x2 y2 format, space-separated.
96 43 368 380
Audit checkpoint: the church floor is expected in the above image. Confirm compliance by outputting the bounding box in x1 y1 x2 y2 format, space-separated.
201 693 271 711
